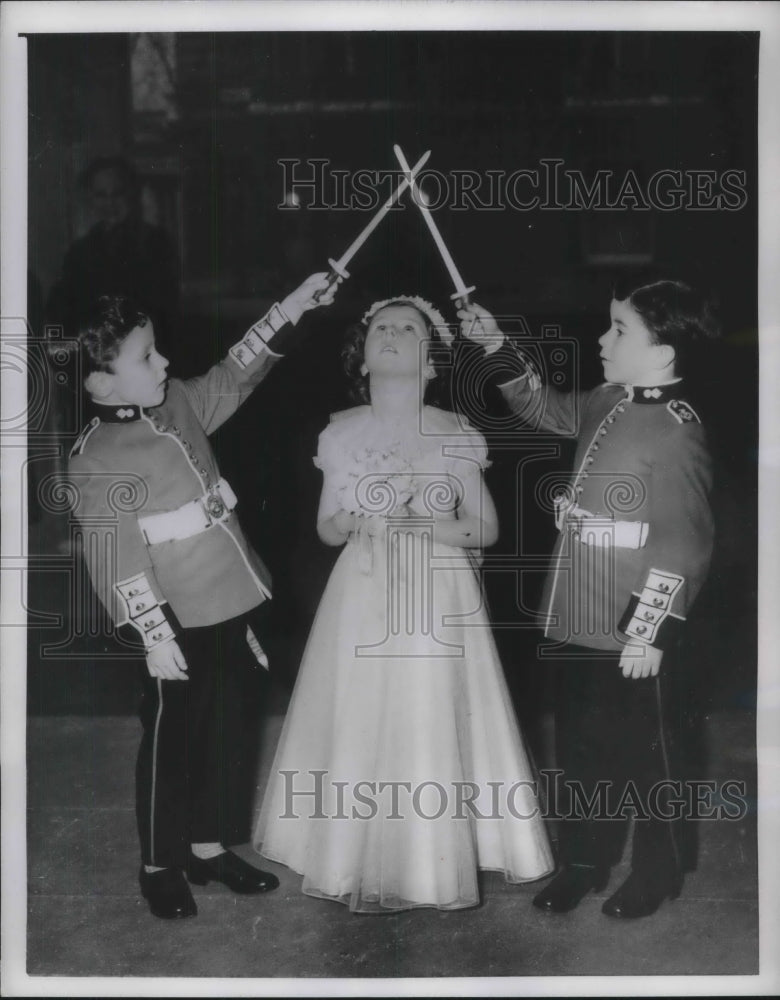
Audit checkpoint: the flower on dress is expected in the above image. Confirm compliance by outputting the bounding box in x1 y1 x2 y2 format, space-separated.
334 443 420 517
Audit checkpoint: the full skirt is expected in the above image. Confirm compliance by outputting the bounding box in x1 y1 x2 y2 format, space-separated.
253 529 554 912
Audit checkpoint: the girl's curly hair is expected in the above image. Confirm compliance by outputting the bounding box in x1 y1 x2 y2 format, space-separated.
341 299 453 408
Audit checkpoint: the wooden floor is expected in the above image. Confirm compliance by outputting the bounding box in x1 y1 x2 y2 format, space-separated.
19 707 758 985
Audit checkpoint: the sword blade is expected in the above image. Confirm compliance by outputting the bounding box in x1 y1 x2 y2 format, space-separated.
331 149 432 272
393 144 473 300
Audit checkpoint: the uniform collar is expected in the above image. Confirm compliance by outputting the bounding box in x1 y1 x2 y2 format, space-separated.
89 402 143 423
607 379 685 404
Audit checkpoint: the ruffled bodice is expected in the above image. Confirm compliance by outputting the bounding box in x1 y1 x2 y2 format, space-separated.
314 405 489 522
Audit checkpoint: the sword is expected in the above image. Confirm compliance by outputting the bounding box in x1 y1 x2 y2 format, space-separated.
393 144 476 308
313 149 432 301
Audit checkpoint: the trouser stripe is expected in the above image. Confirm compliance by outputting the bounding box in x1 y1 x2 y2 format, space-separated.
150 678 163 866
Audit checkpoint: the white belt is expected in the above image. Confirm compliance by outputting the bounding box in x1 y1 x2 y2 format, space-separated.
555 501 649 550
139 478 238 545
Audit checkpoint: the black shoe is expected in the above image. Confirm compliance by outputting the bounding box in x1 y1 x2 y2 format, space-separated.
601 870 682 918
187 850 280 894
139 866 197 919
532 865 609 913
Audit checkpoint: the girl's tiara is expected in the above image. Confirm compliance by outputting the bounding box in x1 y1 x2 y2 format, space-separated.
361 296 454 345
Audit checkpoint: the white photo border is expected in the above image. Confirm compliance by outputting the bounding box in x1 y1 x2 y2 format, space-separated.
2 1 778 997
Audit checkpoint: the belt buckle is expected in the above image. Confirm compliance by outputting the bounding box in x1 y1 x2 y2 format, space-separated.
204 491 225 521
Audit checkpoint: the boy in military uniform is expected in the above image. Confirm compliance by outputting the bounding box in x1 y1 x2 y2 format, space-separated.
457 279 717 918
68 273 338 919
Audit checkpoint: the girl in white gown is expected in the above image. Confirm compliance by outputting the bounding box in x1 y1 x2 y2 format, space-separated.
253 296 553 912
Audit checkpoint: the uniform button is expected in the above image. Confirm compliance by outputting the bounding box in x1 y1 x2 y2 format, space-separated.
575 485 583 494
606 416 615 424
599 427 607 436
201 469 209 478
617 405 626 413
585 456 594 465
592 443 599 451
581 472 589 479
172 426 181 436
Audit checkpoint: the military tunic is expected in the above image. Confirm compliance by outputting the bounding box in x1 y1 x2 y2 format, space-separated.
497 370 714 653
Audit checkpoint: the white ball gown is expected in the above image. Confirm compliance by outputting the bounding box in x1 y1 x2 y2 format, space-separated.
253 405 554 912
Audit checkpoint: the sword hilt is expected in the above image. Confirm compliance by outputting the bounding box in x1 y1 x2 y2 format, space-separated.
450 287 477 339
313 260 350 302
451 286 476 309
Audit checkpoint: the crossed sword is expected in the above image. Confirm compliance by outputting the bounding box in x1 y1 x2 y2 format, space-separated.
315 145 475 309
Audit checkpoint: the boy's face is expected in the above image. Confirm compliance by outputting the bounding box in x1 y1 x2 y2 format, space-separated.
598 298 673 386
94 323 169 408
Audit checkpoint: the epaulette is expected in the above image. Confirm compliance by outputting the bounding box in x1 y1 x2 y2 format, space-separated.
69 416 100 457
666 398 701 424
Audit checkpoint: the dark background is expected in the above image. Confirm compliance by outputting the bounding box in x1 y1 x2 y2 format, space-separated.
26 32 757 727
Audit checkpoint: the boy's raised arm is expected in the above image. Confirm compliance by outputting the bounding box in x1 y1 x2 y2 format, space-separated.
181 272 338 435
457 301 581 437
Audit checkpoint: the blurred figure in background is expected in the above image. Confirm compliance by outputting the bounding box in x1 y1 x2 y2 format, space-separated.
37 156 180 554
46 155 179 349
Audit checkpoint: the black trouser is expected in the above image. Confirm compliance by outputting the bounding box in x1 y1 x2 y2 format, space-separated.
551 643 684 885
135 605 269 868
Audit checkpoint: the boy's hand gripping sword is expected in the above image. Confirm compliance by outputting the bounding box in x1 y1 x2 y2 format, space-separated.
393 144 476 308
313 149 432 301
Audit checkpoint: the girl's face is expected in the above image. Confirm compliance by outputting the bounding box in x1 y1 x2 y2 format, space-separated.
363 304 432 378
598 298 671 385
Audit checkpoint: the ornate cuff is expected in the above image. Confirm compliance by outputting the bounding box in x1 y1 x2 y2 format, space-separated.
618 569 685 650
115 572 176 651
229 303 291 369
486 341 542 390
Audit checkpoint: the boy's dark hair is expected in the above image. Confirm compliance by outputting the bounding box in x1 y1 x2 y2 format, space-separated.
611 275 720 377
342 299 453 408
77 295 150 376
